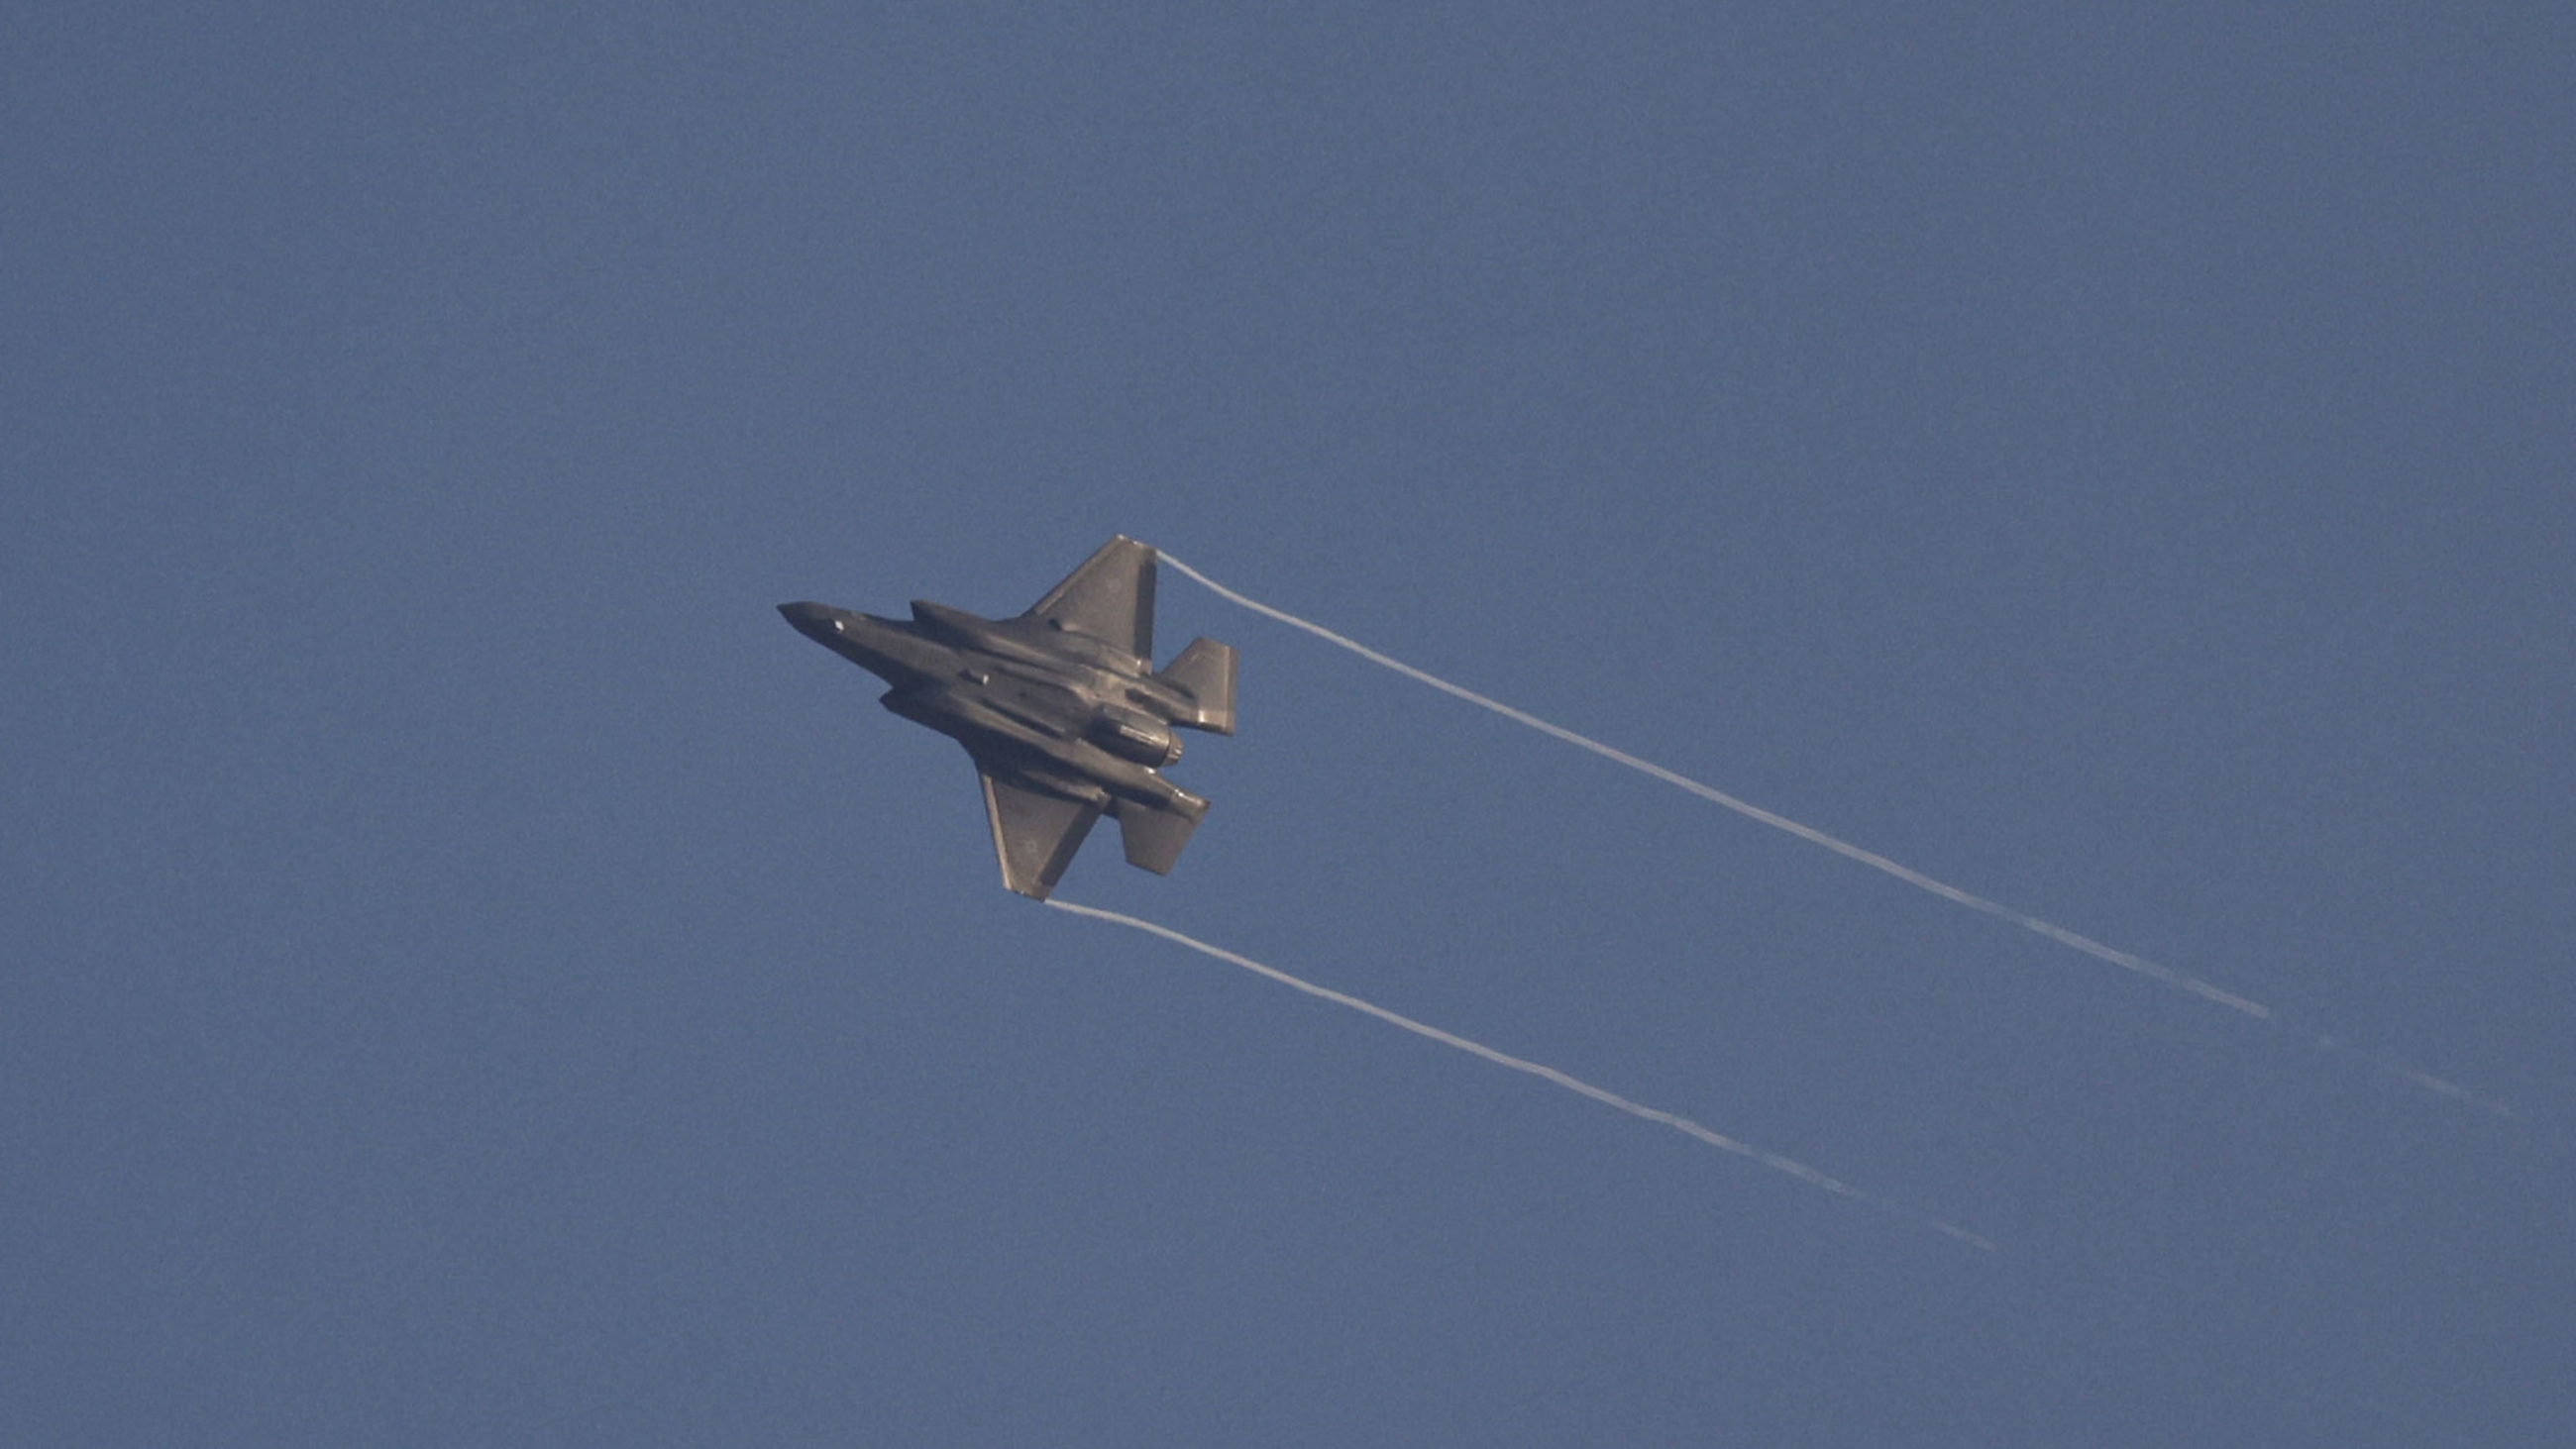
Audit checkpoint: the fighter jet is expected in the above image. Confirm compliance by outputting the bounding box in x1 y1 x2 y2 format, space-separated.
778 537 1237 900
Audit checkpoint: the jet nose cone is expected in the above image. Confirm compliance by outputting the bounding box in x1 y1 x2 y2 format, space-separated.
778 601 835 638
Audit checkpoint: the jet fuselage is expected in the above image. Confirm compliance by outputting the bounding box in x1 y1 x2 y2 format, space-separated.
778 535 1235 899
776 599 1206 820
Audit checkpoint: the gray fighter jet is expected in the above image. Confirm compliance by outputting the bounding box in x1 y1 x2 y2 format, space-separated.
779 537 1236 900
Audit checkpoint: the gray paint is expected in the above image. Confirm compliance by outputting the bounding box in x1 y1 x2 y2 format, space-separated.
6 5 2570 1444
781 537 1235 897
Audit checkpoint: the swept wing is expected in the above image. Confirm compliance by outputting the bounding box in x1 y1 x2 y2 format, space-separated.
976 765 1105 899
1021 536 1156 659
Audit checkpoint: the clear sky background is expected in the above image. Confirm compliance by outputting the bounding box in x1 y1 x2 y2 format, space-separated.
7 4 2572 1444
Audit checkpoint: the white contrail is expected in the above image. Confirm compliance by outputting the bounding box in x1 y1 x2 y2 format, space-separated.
1046 897 1996 1252
1155 551 2515 1120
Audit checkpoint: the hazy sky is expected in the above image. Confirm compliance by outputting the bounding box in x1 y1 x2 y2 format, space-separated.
7 4 2572 1444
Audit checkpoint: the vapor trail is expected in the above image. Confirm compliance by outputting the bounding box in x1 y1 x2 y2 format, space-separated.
1156 551 2513 1119
1046 897 1996 1252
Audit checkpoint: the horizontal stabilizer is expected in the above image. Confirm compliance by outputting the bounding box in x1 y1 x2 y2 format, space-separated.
1157 636 1237 735
1118 802 1202 875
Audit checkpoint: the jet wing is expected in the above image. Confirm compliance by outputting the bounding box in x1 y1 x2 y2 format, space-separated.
1021 536 1156 660
976 765 1105 900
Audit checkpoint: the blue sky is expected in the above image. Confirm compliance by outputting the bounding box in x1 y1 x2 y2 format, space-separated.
7 4 2572 1443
